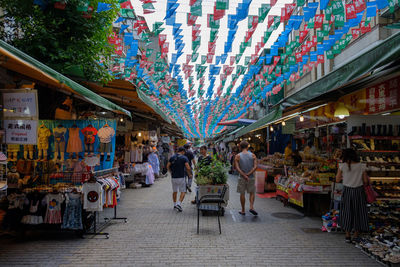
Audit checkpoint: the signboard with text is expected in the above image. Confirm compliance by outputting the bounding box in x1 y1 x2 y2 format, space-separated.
4 120 38 144
2 90 38 118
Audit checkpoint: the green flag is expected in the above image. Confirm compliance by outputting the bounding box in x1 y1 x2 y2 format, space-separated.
142 3 154 9
307 18 315 29
297 0 305 6
244 56 251 65
334 13 345 27
326 50 334 59
146 49 153 58
191 0 202 16
288 56 296 65
332 0 344 15
192 40 201 52
322 23 331 36
317 30 324 42
210 29 219 42
325 6 333 21
216 0 229 10
258 4 271 22
192 53 199 62
332 44 340 54
209 15 220 29
201 55 207 64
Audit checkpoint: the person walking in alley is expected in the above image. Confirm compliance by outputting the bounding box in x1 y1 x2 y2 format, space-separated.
167 147 192 212
184 143 196 192
235 141 258 216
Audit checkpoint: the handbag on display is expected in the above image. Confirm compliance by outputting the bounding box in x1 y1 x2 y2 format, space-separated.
364 184 378 203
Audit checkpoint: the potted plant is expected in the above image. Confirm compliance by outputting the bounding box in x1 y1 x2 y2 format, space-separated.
195 159 229 208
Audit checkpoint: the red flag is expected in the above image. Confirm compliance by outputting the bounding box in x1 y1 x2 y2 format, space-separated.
230 56 235 65
345 4 357 19
312 36 318 47
360 23 371 34
317 55 325 64
299 30 308 43
281 7 288 22
273 56 280 66
187 13 197 26
270 0 277 7
120 1 133 9
251 54 257 64
189 0 197 6
351 28 360 39
314 14 324 28
207 54 213 63
354 0 366 13
158 34 167 47
295 52 302 63
251 16 259 28
143 9 155 14
301 44 308 55
213 3 225 20
186 55 191 64
285 3 296 18
245 27 256 43
268 15 275 28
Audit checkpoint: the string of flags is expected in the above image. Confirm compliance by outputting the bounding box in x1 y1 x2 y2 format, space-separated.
33 0 400 138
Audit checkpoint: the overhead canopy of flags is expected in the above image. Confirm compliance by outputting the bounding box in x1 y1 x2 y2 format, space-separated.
37 0 398 138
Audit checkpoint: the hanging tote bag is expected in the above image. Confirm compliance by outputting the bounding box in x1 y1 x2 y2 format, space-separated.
364 184 378 203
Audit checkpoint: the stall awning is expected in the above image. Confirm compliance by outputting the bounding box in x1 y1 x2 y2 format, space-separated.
0 40 131 117
136 89 172 124
217 119 256 127
234 107 282 138
281 32 400 109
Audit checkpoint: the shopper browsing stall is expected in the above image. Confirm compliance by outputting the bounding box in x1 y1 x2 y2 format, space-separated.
235 141 258 216
167 147 192 212
336 148 369 243
191 145 212 204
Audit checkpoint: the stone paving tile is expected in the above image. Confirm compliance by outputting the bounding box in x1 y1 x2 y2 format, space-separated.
0 175 379 266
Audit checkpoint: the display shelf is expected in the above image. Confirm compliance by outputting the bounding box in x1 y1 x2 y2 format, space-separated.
358 150 400 153
364 162 400 166
349 135 400 140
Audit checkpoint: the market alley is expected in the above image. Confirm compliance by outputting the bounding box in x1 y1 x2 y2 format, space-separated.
0 175 378 266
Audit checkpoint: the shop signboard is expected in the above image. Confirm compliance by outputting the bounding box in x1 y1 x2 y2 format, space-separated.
365 76 400 114
4 119 38 144
2 90 38 119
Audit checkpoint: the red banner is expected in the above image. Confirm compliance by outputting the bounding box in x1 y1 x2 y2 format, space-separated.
366 76 400 114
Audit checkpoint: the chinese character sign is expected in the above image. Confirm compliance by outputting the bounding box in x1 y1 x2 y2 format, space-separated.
366 76 400 114
2 90 38 118
5 120 38 144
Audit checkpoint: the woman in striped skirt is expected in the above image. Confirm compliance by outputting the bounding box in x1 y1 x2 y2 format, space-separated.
336 148 369 243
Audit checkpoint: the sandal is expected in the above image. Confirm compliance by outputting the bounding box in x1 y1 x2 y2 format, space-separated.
239 211 245 216
249 209 258 216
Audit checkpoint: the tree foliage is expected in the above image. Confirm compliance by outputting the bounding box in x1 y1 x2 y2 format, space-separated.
0 0 119 83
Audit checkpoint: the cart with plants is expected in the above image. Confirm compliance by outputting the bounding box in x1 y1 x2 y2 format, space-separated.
195 159 229 215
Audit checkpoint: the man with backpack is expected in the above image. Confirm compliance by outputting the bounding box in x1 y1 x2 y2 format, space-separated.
167 147 192 212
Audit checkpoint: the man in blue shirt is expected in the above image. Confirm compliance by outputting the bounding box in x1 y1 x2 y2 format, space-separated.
167 147 192 212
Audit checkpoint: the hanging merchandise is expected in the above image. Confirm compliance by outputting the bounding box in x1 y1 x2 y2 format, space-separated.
82 181 104 212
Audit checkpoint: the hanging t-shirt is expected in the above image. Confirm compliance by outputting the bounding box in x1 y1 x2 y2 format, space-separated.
97 126 115 143
81 126 98 144
82 182 103 211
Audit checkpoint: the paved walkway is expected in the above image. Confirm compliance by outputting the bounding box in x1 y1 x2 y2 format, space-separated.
0 175 378 266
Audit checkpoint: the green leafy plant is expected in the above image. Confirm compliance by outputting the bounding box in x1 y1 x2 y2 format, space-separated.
0 0 119 83
195 159 228 185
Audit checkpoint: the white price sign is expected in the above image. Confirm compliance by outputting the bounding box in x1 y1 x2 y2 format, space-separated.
2 90 38 118
5 120 38 144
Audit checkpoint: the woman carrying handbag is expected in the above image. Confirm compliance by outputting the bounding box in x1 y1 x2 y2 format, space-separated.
336 148 370 244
